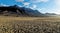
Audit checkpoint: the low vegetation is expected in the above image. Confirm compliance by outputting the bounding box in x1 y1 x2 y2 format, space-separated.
0 16 60 33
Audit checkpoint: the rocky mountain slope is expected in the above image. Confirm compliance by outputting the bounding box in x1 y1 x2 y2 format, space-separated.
0 5 57 17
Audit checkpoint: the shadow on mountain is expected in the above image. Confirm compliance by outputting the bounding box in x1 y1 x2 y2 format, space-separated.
0 5 57 17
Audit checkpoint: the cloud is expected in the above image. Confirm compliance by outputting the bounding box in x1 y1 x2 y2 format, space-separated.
41 0 49 2
54 0 60 6
23 2 30 6
53 9 60 14
30 0 49 3
15 0 49 3
30 5 37 9
32 5 37 8
0 3 9 6
42 8 60 14
15 0 24 2
18 5 23 7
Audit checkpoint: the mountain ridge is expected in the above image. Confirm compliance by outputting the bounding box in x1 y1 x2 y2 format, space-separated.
0 5 57 17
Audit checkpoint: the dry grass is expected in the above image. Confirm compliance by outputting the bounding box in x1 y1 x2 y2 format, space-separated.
0 16 60 22
0 16 60 33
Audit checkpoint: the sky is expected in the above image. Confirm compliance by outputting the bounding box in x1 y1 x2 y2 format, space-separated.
0 0 60 14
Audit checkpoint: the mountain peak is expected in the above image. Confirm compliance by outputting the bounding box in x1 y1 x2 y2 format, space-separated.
0 5 58 17
0 5 42 17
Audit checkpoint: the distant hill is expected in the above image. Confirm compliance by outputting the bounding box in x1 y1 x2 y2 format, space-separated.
0 5 57 17
44 13 57 16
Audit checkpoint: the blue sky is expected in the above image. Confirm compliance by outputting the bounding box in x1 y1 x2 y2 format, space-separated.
0 0 60 14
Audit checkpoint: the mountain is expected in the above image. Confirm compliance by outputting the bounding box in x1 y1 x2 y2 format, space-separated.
0 5 43 17
44 13 57 16
0 5 58 17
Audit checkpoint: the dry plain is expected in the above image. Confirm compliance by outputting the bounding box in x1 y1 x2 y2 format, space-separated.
0 16 60 33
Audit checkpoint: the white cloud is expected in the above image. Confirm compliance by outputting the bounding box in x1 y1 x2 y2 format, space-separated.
23 2 30 6
30 5 37 9
32 5 37 8
18 5 23 7
44 8 60 14
54 0 60 6
15 0 24 2
30 0 41 3
15 0 49 3
53 9 60 14
30 0 49 3
0 3 9 6
41 0 49 2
